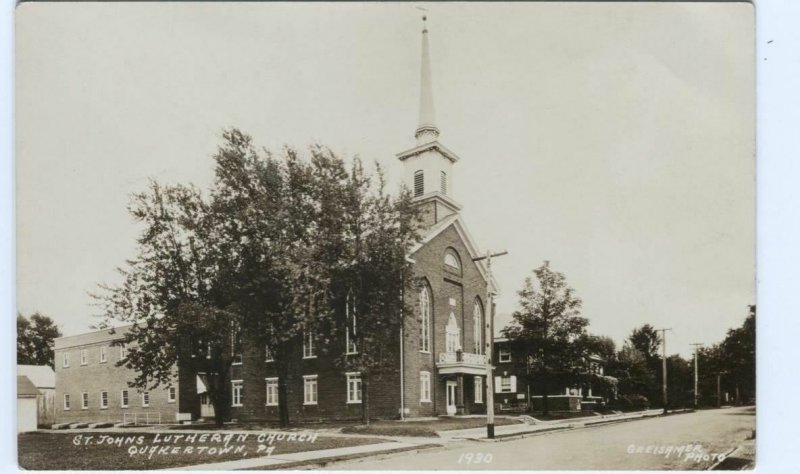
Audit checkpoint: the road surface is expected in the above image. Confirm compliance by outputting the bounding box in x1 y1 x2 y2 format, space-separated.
325 406 755 470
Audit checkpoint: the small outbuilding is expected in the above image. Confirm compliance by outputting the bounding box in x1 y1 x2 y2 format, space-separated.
17 376 40 433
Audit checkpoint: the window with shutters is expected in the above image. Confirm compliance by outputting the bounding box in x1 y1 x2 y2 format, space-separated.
497 375 517 393
414 170 424 197
100 390 109 409
440 171 447 194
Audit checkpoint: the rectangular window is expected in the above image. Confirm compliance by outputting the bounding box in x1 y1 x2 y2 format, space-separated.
231 380 243 407
265 378 279 406
265 345 274 362
63 352 69 368
440 170 447 194
346 373 362 404
474 376 483 404
499 349 512 363
168 386 176 403
141 391 150 407
420 371 431 402
120 346 127 360
303 375 318 405
81 392 88 410
80 349 88 366
63 394 71 410
500 376 512 393
100 346 107 363
100 391 108 409
121 390 129 408
303 332 316 358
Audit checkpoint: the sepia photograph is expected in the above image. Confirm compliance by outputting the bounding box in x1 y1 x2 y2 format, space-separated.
14 1 756 470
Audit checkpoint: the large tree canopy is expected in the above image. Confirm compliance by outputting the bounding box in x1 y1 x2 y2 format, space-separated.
501 261 590 414
94 129 420 426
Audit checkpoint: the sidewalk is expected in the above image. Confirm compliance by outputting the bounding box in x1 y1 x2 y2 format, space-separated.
438 409 669 441
166 441 435 470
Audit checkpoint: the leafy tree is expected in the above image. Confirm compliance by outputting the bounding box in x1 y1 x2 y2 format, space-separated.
629 324 661 362
330 160 420 424
17 312 62 368
501 261 589 414
95 129 419 427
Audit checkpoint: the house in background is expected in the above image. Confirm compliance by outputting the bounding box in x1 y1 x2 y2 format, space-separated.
493 338 614 414
18 364 56 427
17 376 39 433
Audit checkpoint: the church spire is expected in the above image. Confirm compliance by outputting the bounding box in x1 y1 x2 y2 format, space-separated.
415 15 440 144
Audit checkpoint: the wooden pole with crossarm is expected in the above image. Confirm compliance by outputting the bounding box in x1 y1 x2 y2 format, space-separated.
473 249 507 439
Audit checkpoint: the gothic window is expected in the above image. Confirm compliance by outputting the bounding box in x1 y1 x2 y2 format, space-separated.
346 290 358 354
473 299 483 354
446 311 461 353
414 170 424 197
419 285 431 353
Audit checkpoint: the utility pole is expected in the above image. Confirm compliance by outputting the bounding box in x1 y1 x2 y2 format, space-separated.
473 249 507 439
656 328 672 414
690 343 703 409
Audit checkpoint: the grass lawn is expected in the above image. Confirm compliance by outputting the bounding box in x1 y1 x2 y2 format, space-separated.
340 416 522 437
18 431 385 470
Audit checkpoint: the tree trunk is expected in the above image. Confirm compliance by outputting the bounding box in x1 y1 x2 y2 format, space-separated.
210 364 230 428
362 378 370 426
277 361 290 428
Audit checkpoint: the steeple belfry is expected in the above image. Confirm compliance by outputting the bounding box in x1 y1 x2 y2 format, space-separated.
416 16 439 145
397 15 463 227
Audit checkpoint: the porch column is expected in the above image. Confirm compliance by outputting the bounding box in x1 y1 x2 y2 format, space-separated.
457 375 465 414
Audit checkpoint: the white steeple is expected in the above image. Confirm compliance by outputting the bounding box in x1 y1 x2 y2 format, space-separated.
415 16 439 145
397 16 462 227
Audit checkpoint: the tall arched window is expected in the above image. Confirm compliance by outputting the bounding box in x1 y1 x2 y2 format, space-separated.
473 299 483 354
346 290 357 354
414 170 424 197
419 286 431 353
446 311 461 353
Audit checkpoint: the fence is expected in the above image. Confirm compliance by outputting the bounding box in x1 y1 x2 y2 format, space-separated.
123 412 163 426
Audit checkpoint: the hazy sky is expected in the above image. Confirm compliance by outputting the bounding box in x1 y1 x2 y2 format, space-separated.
16 2 754 357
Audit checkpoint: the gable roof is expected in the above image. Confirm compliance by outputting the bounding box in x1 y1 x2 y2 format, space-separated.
17 376 39 398
17 365 55 389
410 214 500 293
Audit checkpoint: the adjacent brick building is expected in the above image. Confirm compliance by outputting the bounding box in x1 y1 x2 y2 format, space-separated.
53 326 189 424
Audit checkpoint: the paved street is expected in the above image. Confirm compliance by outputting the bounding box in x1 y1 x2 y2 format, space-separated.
324 406 755 470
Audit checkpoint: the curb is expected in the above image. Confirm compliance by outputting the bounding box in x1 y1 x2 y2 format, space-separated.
262 443 444 470
460 409 695 442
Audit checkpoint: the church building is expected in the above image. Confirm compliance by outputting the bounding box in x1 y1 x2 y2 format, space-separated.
226 18 498 422
52 19 498 425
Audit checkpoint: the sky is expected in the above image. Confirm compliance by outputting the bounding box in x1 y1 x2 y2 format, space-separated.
15 2 754 357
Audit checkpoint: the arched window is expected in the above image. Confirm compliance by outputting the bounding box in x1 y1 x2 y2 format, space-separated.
445 311 461 353
419 285 431 353
444 248 461 274
473 299 483 354
414 170 424 197
346 290 357 354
